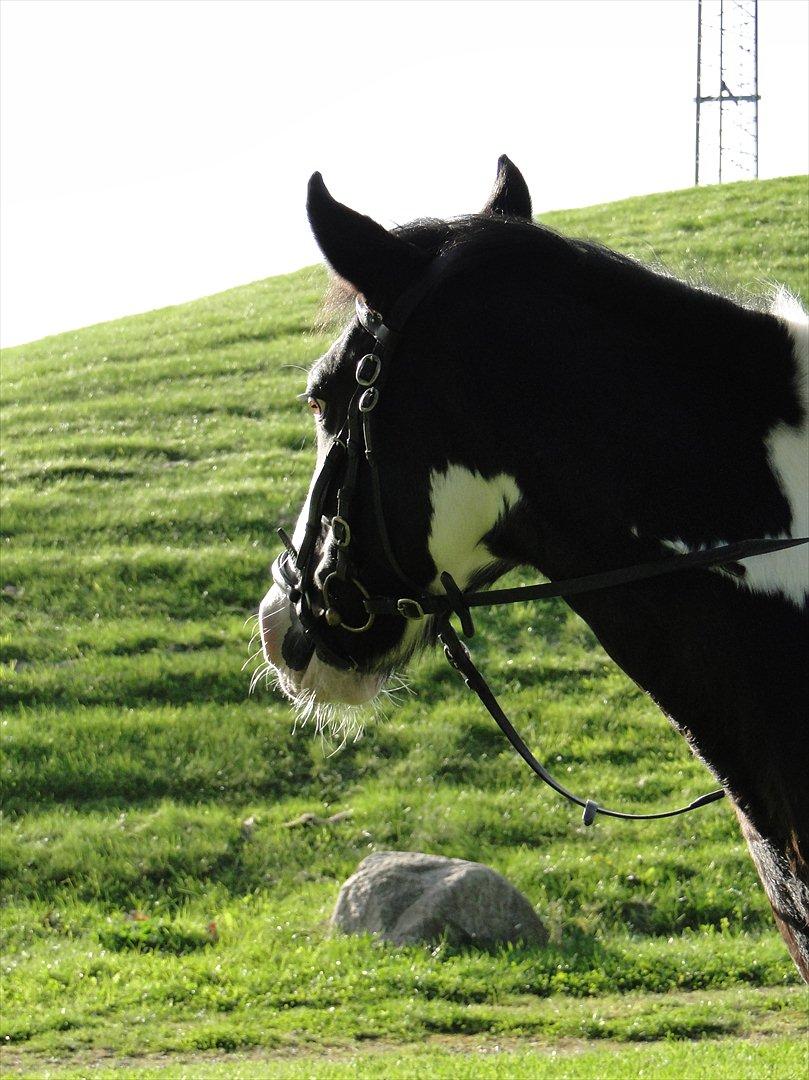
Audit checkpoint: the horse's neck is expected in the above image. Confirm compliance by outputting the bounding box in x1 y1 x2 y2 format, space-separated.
654 299 802 535
537 532 808 847
513 293 808 850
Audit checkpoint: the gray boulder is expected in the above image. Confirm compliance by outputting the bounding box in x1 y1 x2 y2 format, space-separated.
331 851 547 947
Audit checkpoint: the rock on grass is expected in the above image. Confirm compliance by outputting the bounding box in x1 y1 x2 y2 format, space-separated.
332 851 548 947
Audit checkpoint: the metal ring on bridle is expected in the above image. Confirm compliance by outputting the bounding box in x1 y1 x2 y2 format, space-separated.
356 354 382 386
396 597 425 620
321 571 375 633
331 516 351 548
359 387 379 412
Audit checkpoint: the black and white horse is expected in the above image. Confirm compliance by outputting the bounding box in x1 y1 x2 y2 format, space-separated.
258 159 808 978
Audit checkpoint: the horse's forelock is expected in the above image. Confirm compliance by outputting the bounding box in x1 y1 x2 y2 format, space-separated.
315 274 357 333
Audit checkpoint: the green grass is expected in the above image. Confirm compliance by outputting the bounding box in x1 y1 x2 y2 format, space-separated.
8 1032 809 1079
2 176 808 1077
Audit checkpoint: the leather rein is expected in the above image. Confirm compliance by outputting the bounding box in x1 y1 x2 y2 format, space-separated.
272 248 808 827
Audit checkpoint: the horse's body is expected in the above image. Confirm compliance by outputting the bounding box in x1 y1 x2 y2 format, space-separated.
258 159 809 977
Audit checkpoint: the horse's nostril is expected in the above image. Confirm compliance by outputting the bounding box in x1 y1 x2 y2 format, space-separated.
282 623 316 671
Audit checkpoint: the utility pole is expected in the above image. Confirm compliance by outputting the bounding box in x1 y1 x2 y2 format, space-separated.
695 0 760 185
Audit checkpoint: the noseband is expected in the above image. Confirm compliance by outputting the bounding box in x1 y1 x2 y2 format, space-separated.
272 246 809 827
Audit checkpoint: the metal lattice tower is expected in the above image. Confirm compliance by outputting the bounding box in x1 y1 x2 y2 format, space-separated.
695 0 760 185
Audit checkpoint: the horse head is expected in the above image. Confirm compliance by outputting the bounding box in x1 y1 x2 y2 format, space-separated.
258 157 542 722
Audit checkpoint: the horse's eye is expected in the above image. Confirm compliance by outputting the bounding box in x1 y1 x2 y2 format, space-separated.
307 397 326 419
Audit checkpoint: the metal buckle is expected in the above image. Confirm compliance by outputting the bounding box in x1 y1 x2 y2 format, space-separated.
322 572 375 634
582 800 599 827
356 354 381 387
271 549 300 592
355 295 383 330
359 387 379 412
441 635 471 669
331 516 351 548
397 598 425 620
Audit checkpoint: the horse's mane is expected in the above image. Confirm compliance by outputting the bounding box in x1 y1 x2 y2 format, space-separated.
317 211 783 330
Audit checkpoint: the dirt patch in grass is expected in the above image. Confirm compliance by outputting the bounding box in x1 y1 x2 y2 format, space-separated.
0 1035 663 1074
3 1030 805 1077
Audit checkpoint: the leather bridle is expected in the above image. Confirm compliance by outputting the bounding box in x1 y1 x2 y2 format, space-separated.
271 249 809 826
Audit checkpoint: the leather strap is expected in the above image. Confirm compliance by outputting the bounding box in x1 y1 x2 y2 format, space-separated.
438 620 727 826
365 535 809 620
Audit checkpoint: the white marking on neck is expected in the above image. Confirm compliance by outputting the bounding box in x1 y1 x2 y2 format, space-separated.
427 465 521 589
757 291 809 606
663 290 808 609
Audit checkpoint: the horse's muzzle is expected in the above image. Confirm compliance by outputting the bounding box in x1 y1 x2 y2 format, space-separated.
258 584 383 705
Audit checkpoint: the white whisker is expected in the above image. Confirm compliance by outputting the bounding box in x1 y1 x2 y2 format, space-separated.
248 594 416 751
241 648 265 673
249 661 272 694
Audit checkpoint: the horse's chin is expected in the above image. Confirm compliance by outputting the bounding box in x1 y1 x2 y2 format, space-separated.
279 654 384 707
258 587 384 708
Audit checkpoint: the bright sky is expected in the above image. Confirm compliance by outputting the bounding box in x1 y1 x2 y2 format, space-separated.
1 0 807 348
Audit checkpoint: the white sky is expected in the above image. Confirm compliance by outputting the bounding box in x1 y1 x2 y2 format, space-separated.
1 0 807 348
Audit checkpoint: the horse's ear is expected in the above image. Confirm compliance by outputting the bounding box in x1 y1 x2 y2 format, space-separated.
481 155 532 220
307 173 429 314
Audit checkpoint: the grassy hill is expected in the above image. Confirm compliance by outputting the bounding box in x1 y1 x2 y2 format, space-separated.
1 176 808 1078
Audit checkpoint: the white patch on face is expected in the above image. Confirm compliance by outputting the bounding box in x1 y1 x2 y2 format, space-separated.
662 291 808 610
426 465 521 588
